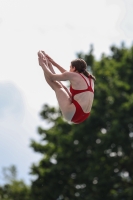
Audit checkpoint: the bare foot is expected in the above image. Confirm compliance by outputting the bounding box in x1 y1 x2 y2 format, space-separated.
41 50 46 56
40 51 52 68
38 51 48 67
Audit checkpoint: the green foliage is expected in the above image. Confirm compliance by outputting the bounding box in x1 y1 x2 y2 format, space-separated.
76 44 95 71
0 181 31 200
2 165 17 183
0 165 31 200
30 43 133 200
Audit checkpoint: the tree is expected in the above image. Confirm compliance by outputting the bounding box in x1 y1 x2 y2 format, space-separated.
0 165 31 200
30 43 133 200
2 165 17 183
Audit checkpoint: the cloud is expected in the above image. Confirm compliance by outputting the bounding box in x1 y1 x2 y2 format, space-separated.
0 81 25 121
0 81 41 184
120 0 133 37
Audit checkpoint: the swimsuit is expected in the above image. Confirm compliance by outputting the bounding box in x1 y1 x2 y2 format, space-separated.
70 74 94 124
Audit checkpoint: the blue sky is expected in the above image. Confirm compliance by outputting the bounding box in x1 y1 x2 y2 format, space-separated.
0 0 133 184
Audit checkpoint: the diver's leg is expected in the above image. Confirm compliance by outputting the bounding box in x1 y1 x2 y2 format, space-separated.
38 53 75 121
41 51 72 99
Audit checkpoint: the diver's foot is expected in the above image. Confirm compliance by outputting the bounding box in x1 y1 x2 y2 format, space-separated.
37 51 47 68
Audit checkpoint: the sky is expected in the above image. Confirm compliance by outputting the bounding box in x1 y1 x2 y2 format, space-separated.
0 0 133 185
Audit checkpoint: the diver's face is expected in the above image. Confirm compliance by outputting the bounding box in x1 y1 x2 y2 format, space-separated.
70 65 76 72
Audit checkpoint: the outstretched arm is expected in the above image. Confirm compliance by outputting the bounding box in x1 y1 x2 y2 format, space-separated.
40 51 72 98
38 51 74 82
44 53 67 73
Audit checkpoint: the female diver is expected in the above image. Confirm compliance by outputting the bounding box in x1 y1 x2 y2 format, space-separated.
38 51 95 124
